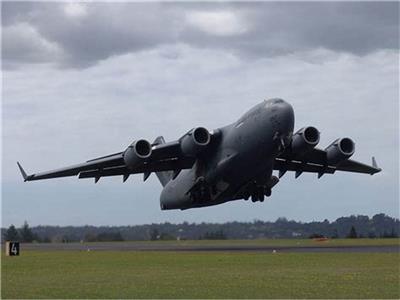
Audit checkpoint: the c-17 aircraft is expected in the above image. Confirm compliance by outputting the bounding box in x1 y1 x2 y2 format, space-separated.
18 98 381 210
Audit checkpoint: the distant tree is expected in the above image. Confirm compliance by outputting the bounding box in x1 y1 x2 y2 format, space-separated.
159 232 175 240
331 229 339 239
2 213 398 242
309 233 325 239
4 225 19 241
84 233 98 242
203 229 226 240
347 226 358 239
19 221 34 242
381 228 398 238
62 235 76 243
150 228 159 241
96 232 124 242
41 236 51 243
276 217 288 223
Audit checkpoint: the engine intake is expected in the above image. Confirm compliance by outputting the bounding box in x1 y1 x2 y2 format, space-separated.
326 137 355 165
123 139 152 169
180 127 211 157
291 126 320 154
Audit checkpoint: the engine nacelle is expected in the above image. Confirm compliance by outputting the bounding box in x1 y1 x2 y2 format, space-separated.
180 127 211 157
325 137 355 165
291 126 320 154
123 139 152 170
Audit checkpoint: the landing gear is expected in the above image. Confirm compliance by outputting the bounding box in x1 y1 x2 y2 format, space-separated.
250 185 271 202
189 177 211 203
241 175 278 203
257 189 265 202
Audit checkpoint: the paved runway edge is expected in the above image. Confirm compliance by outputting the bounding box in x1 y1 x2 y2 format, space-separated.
17 243 400 253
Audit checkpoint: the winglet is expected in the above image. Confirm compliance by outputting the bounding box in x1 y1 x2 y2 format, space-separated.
372 156 378 168
371 156 382 174
17 162 28 182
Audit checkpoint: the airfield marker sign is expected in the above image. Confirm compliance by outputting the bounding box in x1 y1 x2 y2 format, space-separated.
5 241 20 256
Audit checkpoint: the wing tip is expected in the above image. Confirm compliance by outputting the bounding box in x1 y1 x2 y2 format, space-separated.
371 156 382 175
17 162 29 182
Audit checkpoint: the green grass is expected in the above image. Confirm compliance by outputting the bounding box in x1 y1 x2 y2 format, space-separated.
2 248 399 299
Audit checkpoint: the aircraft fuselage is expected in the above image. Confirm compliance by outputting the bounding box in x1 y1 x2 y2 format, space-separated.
160 98 295 210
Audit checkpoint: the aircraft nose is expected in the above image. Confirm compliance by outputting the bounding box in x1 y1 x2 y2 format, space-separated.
267 98 295 132
267 98 295 147
278 100 294 143
279 100 294 133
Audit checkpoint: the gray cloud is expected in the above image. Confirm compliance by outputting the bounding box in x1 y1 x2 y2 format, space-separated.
2 2 399 68
2 2 399 226
2 45 399 226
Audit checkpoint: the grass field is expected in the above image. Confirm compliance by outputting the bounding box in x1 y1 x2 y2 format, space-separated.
2 239 399 299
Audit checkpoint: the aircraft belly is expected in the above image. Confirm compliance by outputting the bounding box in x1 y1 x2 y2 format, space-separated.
159 169 194 210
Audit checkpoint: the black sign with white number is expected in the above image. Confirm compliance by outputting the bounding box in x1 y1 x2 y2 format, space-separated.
7 242 20 256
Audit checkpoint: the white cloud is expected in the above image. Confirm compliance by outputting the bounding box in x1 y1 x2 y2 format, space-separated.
185 11 248 36
64 2 88 18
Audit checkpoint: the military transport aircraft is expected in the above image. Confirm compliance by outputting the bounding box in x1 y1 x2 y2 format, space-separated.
18 98 381 210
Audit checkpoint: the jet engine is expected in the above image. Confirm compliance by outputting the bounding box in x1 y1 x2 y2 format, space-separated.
123 139 152 169
291 126 320 154
180 127 211 157
325 138 355 165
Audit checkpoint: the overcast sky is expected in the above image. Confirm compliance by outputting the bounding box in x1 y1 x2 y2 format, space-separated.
2 2 399 227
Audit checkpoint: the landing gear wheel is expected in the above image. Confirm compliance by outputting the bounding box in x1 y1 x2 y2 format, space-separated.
265 188 272 197
257 189 265 202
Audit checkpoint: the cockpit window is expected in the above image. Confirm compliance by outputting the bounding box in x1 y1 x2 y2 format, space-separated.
272 98 284 104
265 98 284 106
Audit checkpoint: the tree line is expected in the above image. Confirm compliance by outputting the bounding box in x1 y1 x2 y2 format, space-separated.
2 213 399 243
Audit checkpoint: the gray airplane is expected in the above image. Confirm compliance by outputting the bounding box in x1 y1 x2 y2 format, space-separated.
18 98 381 210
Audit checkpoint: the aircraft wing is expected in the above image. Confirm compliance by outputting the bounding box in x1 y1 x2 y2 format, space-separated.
17 138 195 183
274 148 381 178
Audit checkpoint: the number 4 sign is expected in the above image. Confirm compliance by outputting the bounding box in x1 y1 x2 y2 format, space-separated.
5 241 19 256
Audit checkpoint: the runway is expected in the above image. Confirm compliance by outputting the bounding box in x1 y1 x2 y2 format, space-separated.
20 242 399 253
